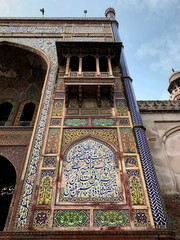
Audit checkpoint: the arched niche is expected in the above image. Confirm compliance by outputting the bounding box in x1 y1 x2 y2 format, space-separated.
0 102 12 125
164 127 180 193
69 56 79 71
0 41 48 126
58 137 123 203
0 155 16 231
99 56 108 72
14 99 39 126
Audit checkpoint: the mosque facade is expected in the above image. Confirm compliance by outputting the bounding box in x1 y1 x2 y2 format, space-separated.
0 8 178 239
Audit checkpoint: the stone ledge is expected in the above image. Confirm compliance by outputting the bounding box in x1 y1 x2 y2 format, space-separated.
138 100 180 112
0 230 176 240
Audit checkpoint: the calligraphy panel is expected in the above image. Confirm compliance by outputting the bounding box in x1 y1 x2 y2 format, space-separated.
58 138 123 203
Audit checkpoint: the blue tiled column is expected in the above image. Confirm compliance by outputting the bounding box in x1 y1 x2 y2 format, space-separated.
124 78 169 229
111 20 169 229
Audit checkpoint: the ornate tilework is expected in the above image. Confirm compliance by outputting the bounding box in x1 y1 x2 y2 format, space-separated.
115 92 124 98
118 118 130 126
45 128 60 154
114 79 123 92
56 79 65 91
2 39 59 230
55 92 64 98
126 170 145 205
50 119 61 126
120 128 136 153
37 170 55 205
21 85 41 102
43 156 56 168
91 118 116 126
59 138 123 203
124 79 143 126
33 210 50 228
14 99 39 126
64 118 88 127
133 210 151 227
53 210 90 227
124 77 169 228
116 100 128 116
94 210 130 227
134 128 169 228
125 156 138 167
52 100 63 116
62 129 119 150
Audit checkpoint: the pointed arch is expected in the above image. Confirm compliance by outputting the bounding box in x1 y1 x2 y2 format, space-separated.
58 136 123 204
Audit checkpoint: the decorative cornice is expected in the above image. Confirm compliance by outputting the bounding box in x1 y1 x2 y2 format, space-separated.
138 100 180 112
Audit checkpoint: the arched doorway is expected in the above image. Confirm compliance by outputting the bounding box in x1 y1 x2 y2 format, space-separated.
0 156 16 230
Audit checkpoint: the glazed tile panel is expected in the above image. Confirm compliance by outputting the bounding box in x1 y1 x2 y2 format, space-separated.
61 129 119 150
91 118 116 126
93 210 130 227
33 210 50 228
126 170 145 205
45 128 60 154
64 118 88 127
120 128 136 153
53 210 90 227
37 170 55 205
59 138 123 203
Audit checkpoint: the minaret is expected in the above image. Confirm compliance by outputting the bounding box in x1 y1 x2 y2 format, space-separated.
168 70 180 100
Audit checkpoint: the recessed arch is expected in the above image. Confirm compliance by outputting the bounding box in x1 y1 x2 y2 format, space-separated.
0 155 16 231
163 125 180 193
58 136 123 204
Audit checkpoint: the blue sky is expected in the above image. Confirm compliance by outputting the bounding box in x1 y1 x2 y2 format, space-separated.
0 0 180 100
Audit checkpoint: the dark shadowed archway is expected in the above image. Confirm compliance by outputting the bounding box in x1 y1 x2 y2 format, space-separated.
0 156 16 230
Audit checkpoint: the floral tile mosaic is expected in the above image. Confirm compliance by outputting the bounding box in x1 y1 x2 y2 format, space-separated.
61 129 119 151
115 92 124 98
53 210 90 227
43 156 57 168
64 118 88 127
116 99 128 116
50 119 61 126
52 99 63 117
126 170 145 205
45 128 60 154
133 210 151 227
55 92 64 98
33 210 50 228
93 210 130 227
37 170 55 205
120 128 136 153
124 156 138 167
91 118 116 126
118 118 130 126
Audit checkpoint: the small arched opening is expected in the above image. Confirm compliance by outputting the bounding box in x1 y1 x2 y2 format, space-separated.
0 155 16 230
99 56 108 72
0 102 13 125
82 56 96 72
70 56 79 71
20 102 35 126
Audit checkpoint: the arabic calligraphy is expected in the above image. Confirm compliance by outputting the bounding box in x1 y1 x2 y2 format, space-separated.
60 138 123 202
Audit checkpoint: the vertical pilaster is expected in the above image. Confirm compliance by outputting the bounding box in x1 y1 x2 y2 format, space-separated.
96 56 100 76
108 57 113 76
78 56 82 76
65 56 70 75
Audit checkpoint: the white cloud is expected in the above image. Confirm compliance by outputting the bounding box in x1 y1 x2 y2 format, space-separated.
136 25 180 75
0 0 10 15
105 0 179 14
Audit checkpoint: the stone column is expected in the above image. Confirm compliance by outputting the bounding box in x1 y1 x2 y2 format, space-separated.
96 56 100 76
108 57 113 76
65 56 70 75
78 56 82 76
